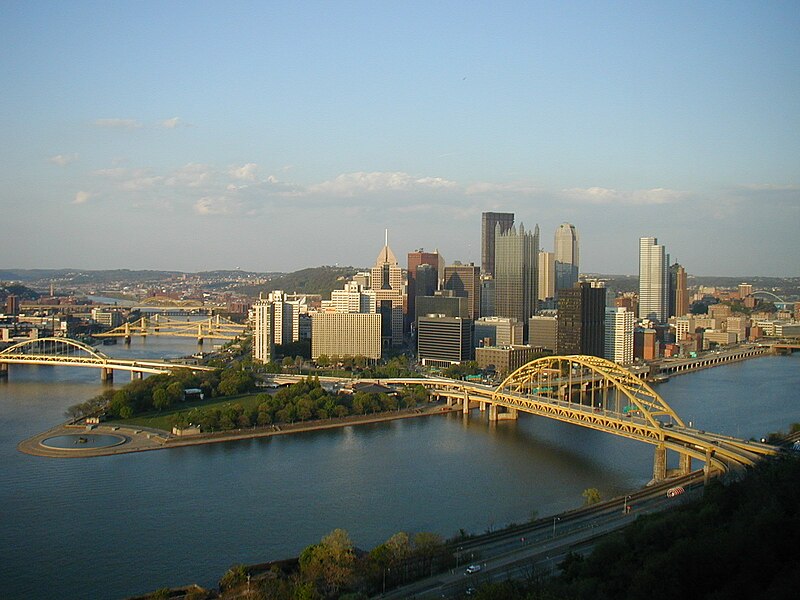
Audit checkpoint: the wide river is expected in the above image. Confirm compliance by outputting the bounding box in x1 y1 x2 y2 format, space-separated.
1 338 798 599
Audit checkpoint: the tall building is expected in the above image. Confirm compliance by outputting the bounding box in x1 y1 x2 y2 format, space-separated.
252 299 275 364
481 212 514 277
557 282 606 357
328 282 376 314
494 223 539 336
528 315 558 353
605 307 635 365
738 283 753 299
554 223 579 292
670 263 689 318
537 251 555 303
417 315 473 367
370 231 405 347
407 249 442 329
266 290 304 345
474 316 524 347
443 262 481 320
311 312 381 360
639 237 670 323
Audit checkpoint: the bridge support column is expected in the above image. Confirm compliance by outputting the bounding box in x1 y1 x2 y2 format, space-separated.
488 404 497 421
462 392 470 416
652 444 667 482
446 397 454 407
0 363 7 378
131 371 143 380
479 401 486 412
496 408 518 421
100 367 113 382
678 453 692 476
704 447 713 485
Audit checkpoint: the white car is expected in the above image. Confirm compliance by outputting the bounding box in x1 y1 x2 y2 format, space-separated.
465 564 481 574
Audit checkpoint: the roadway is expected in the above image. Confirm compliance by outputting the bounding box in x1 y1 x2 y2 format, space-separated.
378 473 706 599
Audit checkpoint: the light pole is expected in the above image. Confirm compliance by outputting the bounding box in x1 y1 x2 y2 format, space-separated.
552 516 560 538
623 495 632 514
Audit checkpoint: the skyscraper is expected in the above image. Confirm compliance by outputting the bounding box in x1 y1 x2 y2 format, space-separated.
252 299 275 364
481 212 514 277
554 223 579 292
443 262 481 319
639 237 670 323
407 249 441 330
670 263 689 318
494 222 539 336
605 307 635 365
557 282 606 357
370 231 404 347
537 251 555 303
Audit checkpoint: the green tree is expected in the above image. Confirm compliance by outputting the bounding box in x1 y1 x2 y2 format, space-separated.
152 388 170 412
582 487 602 505
299 529 356 596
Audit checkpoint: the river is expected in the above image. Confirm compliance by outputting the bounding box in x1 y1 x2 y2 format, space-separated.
1 339 798 599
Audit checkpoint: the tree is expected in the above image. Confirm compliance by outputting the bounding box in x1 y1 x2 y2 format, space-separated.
299 529 356 596
152 388 170 412
317 354 330 368
582 487 602 505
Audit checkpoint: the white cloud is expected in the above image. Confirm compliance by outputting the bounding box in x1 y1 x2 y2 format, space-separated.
562 186 686 205
72 191 91 205
308 171 458 196
194 196 241 216
229 163 259 181
165 163 214 188
49 153 78 166
93 118 143 129
159 117 185 129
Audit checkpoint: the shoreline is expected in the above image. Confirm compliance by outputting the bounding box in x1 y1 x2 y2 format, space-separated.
17 402 462 458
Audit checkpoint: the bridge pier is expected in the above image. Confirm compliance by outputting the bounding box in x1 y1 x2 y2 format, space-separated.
462 392 470 415
679 452 692 476
0 363 7 378
131 371 143 380
652 444 667 482
100 367 113 382
488 404 518 422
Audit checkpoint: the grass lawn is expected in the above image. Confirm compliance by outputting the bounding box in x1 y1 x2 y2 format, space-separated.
111 393 268 432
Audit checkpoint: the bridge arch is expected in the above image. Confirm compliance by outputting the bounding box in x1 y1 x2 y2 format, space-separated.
494 355 684 430
750 290 786 304
0 337 110 361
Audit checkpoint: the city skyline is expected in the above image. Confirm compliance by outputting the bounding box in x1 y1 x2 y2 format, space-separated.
1 2 799 276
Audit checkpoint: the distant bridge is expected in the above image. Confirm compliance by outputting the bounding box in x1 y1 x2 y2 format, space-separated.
296 355 778 483
94 315 248 343
0 337 216 381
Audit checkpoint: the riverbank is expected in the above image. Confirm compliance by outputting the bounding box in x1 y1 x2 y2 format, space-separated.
17 401 461 458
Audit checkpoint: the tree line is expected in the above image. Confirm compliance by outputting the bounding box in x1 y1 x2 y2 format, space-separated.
171 377 430 432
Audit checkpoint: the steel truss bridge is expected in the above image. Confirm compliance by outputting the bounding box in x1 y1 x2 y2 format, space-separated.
94 315 248 342
377 355 778 482
0 337 216 381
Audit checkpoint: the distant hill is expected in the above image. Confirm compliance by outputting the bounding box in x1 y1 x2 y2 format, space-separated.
231 266 361 298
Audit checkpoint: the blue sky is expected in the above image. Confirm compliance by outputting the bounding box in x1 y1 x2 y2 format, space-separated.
1 1 798 276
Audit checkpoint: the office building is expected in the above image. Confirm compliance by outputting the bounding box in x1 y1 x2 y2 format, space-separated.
605 307 635 365
5 295 19 316
327 282 376 314
474 316 524 347
311 312 381 360
554 223 579 292
538 251 555 304
417 315 473 367
416 292 469 321
443 262 481 320
480 276 495 318
407 250 442 329
370 231 405 347
90 308 124 328
528 315 558 353
494 223 539 334
475 345 545 377
481 212 514 277
670 263 689 318
557 282 606 357
252 299 275 364
639 237 670 323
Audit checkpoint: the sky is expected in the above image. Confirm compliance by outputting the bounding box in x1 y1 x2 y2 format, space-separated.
1 1 798 277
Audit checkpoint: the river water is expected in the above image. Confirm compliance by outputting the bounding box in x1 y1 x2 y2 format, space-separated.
1 339 798 599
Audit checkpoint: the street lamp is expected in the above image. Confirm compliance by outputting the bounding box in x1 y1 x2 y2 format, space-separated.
623 495 632 514
552 516 560 538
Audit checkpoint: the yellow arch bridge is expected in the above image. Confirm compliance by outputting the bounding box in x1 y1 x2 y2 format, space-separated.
94 315 248 343
379 355 778 483
0 337 216 381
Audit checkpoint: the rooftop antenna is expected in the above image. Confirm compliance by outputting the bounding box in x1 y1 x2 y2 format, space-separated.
385 228 388 247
